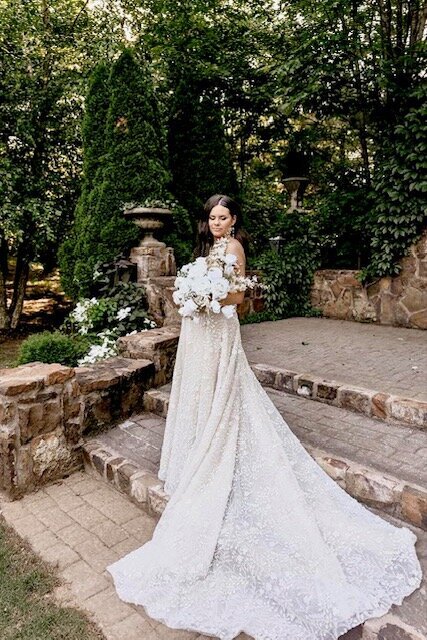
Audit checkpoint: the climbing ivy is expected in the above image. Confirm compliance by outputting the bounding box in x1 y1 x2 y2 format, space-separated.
363 85 427 281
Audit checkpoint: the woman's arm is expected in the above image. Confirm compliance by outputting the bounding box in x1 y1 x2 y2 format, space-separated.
221 239 246 306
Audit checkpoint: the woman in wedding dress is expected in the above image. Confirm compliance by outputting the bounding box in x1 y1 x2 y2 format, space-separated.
108 194 422 640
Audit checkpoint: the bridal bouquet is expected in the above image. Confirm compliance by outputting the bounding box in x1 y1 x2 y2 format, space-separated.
172 238 262 321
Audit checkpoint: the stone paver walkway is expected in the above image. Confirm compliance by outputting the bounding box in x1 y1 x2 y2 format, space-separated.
241 318 427 400
0 473 225 640
1 471 425 640
95 388 427 489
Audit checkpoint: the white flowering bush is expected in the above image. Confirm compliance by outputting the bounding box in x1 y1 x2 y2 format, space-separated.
63 281 157 366
77 330 120 365
173 237 264 321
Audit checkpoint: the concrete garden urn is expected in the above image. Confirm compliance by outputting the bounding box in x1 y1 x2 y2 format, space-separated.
282 177 309 212
124 206 176 280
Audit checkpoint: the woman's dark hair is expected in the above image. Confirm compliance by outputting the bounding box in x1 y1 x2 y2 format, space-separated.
194 194 249 257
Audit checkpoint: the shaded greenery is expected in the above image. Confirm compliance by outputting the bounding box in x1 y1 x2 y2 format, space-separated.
255 212 325 319
364 84 427 279
168 77 238 228
58 61 112 300
3 0 427 330
0 519 103 639
18 331 90 367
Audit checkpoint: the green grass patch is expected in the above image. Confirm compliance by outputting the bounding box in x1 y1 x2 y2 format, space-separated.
0 518 104 640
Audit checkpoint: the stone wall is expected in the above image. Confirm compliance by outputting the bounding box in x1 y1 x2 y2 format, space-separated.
0 327 182 499
311 230 427 328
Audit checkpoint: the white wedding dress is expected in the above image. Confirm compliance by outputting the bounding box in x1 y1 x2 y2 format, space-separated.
108 239 422 640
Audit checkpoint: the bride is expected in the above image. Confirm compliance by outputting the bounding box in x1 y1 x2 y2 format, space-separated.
108 194 422 640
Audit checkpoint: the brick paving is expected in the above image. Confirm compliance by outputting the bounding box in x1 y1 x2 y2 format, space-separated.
1 471 425 640
96 389 427 490
0 472 230 640
241 318 427 401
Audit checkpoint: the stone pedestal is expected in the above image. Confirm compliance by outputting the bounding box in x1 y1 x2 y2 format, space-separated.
130 243 176 280
124 205 177 280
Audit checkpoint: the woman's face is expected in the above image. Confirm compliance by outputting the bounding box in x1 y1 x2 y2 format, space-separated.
208 205 236 239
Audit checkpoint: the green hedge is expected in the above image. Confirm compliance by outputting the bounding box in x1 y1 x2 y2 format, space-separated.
18 332 90 368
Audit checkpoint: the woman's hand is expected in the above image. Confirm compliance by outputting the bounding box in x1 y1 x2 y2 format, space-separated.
220 291 245 306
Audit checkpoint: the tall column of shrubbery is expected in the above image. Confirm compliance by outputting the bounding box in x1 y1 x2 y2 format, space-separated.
168 78 238 227
59 62 111 299
60 49 171 299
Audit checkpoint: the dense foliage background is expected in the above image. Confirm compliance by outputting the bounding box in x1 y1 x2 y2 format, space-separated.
1 0 426 329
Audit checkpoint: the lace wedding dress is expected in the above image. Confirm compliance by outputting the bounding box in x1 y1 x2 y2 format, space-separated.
108 238 422 640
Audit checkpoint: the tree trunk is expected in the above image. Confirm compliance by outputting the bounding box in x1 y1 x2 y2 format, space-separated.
8 245 30 330
0 274 10 332
0 237 10 331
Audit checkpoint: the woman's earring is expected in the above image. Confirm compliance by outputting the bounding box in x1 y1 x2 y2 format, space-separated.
231 226 235 238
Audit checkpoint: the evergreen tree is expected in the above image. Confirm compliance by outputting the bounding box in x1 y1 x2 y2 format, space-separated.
59 62 111 298
168 78 238 227
60 49 171 298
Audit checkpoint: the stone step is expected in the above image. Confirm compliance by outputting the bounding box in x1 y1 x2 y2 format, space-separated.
251 363 427 431
82 416 426 640
143 385 427 530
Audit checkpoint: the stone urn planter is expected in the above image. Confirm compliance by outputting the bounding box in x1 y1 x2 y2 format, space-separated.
124 206 176 280
282 177 309 212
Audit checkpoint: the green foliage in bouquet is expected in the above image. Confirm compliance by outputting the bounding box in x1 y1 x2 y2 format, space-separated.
18 332 90 368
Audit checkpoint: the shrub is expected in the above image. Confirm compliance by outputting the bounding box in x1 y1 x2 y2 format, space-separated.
18 332 90 367
60 49 171 299
254 211 325 319
168 77 238 230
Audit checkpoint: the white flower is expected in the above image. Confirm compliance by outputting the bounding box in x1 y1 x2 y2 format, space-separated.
116 306 132 321
207 267 223 282
188 257 208 278
126 330 137 336
178 299 198 317
224 254 237 266
192 275 213 296
210 299 221 313
211 277 230 300
221 305 236 319
173 290 184 305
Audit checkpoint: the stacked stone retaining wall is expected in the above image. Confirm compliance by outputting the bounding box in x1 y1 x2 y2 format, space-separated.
311 230 427 328
0 327 181 499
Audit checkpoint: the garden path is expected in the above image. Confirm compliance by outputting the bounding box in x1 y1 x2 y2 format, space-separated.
241 317 427 401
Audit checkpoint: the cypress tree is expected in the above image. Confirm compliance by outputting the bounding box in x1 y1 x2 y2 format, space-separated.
168 78 238 227
59 61 111 298
60 49 171 298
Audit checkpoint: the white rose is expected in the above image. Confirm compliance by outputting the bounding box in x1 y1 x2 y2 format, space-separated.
212 278 230 299
210 299 221 313
207 267 223 282
221 305 236 319
173 290 184 305
179 299 198 317
192 275 213 296
188 257 208 278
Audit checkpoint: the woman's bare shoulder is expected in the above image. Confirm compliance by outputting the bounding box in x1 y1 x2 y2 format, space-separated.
226 237 245 255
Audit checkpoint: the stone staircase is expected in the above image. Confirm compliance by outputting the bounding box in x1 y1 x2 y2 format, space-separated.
83 377 427 640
